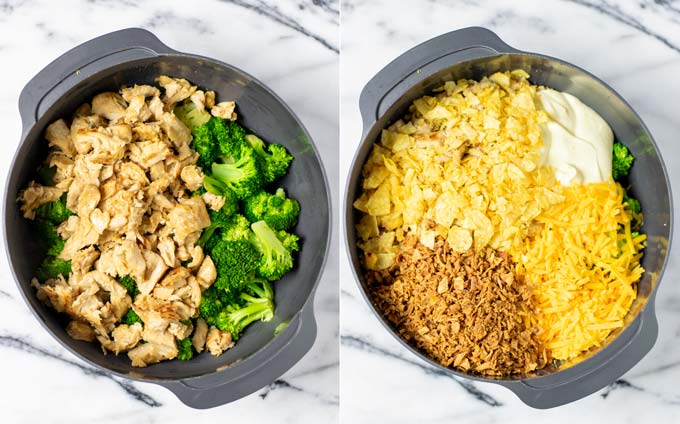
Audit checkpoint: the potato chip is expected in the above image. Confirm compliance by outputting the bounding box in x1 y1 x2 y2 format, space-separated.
355 214 379 241
366 181 391 216
363 165 389 189
433 191 457 228
420 230 437 250
447 226 472 251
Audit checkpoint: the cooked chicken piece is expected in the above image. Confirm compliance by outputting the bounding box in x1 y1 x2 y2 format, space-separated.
160 112 192 148
115 239 147 284
196 255 216 289
169 320 193 340
186 244 204 270
192 318 209 353
128 341 178 367
148 161 166 181
66 320 97 342
146 175 171 197
99 164 114 181
105 322 143 354
59 215 100 260
153 267 201 319
157 75 196 106
141 211 163 235
127 140 172 169
73 156 103 186
87 124 131 164
148 95 165 121
45 119 76 158
47 152 75 190
180 165 204 192
89 208 110 234
18 182 64 219
190 90 205 112
138 250 168 295
57 215 80 239
119 161 149 187
70 114 107 147
92 270 132 320
73 103 92 117
201 192 226 211
167 197 210 244
77 184 101 217
211 101 237 121
92 92 127 122
205 91 216 109
121 84 160 102
151 193 175 212
34 275 73 314
71 246 100 276
124 94 152 124
157 236 176 268
206 327 233 356
132 121 163 142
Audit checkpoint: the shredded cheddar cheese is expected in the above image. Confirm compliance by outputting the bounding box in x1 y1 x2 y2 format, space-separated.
516 182 645 360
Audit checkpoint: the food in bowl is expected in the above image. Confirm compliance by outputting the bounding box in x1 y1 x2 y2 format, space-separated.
18 76 301 367
354 70 644 376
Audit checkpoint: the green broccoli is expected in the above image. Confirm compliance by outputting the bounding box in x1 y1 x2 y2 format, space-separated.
249 220 297 281
177 337 194 361
623 192 641 215
122 309 143 326
208 117 247 159
36 257 71 281
174 102 211 129
214 279 275 340
612 142 634 180
210 239 261 294
198 207 238 247
33 219 65 257
191 123 219 171
245 134 293 184
210 146 263 199
35 196 73 224
117 275 140 298
276 230 300 253
244 188 300 230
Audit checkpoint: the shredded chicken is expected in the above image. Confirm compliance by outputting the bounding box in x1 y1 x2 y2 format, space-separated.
19 76 240 367
206 327 233 356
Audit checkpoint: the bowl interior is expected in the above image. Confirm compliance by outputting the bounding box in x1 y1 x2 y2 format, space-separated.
346 53 672 380
6 55 330 380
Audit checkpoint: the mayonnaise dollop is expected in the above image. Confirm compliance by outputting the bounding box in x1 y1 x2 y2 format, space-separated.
536 88 613 185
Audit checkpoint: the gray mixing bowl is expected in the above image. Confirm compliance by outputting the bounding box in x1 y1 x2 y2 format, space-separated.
344 27 673 408
4 28 331 408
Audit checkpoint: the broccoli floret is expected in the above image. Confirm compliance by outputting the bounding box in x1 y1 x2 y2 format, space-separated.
33 219 66 256
198 207 238 247
177 337 194 361
191 123 219 171
613 142 634 180
623 192 641 215
245 134 293 184
174 102 211 129
214 279 274 340
244 188 300 230
36 257 71 281
122 309 143 326
210 146 263 199
208 117 247 159
35 197 73 224
117 275 140 298
249 220 296 281
210 239 261 294
277 230 300 252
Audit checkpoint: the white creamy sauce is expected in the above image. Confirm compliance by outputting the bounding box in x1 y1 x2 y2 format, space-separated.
536 88 613 185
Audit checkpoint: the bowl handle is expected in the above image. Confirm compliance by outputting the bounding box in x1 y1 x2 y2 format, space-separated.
162 302 318 409
500 302 658 409
359 27 519 136
18 28 177 133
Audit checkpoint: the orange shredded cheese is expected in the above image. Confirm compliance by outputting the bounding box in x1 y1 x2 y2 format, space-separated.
516 182 645 360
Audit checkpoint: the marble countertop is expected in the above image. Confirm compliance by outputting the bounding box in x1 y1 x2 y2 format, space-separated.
340 0 680 422
0 0 338 422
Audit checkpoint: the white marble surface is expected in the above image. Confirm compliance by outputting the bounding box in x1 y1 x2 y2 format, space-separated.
340 0 680 422
0 0 338 422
